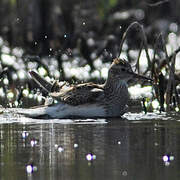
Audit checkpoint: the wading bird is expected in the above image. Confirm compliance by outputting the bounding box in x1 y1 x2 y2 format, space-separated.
20 58 152 118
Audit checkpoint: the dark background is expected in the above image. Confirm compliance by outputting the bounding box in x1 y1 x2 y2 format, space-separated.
0 0 179 58
0 0 179 110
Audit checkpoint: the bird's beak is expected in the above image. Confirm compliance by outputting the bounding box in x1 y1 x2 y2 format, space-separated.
129 71 153 82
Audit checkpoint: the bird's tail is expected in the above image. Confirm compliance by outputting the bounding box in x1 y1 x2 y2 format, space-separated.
17 105 50 118
29 71 61 93
17 103 67 119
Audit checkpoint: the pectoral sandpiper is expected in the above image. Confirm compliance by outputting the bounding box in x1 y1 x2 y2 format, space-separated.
20 58 152 118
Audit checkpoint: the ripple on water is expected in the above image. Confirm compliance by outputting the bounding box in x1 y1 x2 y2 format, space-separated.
0 108 107 124
0 108 179 124
123 112 172 121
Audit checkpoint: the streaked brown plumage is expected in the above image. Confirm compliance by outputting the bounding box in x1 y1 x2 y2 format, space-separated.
50 82 104 106
22 58 152 119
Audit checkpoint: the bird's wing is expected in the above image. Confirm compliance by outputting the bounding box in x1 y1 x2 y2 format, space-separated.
49 83 104 106
29 71 104 106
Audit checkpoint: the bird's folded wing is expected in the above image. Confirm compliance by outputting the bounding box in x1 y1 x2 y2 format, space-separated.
49 83 104 106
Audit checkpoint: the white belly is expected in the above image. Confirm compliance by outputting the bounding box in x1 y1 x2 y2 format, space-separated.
19 102 106 119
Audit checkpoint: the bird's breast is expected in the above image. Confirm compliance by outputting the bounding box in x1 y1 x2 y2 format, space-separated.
103 82 129 116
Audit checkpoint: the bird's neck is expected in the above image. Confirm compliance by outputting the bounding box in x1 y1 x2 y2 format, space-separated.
103 74 129 117
104 75 128 92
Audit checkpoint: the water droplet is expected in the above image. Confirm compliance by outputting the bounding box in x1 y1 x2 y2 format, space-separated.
54 100 58 104
18 70 26 79
30 139 38 147
7 91 14 99
163 155 169 162
28 94 33 99
92 155 96 160
26 165 33 173
58 146 64 152
54 144 58 148
38 67 47 76
86 153 96 161
14 101 19 107
61 54 68 61
152 100 159 109
33 166 38 172
37 95 43 102
12 73 18 80
22 89 29 97
169 22 178 32
165 161 170 166
3 78 9 85
175 107 179 112
16 18 20 22
122 170 128 176
22 131 29 139
26 164 37 173
86 154 93 161
169 155 174 161
74 143 78 148
134 9 144 20
0 88 5 97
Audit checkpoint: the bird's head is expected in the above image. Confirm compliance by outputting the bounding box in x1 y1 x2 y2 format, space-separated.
108 58 152 82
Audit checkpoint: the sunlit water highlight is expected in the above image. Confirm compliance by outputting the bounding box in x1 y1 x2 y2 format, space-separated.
0 108 178 124
0 109 180 180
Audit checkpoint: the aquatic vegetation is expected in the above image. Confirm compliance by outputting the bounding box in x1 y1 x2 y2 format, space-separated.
1 2 180 180
0 20 179 115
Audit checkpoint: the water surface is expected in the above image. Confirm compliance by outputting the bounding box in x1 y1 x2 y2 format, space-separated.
0 110 180 180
